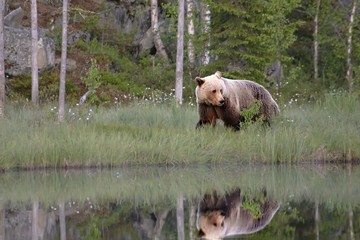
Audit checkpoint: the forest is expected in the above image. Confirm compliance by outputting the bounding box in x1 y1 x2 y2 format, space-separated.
0 0 359 110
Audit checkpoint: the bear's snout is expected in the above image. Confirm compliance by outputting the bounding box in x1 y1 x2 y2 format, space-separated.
219 99 225 106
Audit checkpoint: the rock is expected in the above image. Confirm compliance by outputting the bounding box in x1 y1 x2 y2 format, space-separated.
68 30 91 47
265 60 283 88
102 2 151 56
139 27 154 55
55 58 77 72
7 0 23 10
4 27 55 76
4 7 24 28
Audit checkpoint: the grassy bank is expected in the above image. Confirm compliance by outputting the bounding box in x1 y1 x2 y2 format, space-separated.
0 93 359 170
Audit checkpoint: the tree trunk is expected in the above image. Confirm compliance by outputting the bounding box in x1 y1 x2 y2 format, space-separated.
189 204 196 240
175 0 185 105
0 203 5 240
152 208 170 239
315 201 320 240
31 0 39 105
348 209 354 240
0 0 5 117
151 0 169 60
59 202 66 240
347 164 354 240
58 0 68 122
346 0 357 93
187 0 195 70
32 201 39 240
176 195 185 240
201 3 211 65
313 0 320 82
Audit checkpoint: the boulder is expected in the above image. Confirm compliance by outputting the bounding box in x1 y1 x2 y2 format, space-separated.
68 30 91 47
4 7 24 28
4 27 55 76
102 1 152 56
265 60 283 88
139 27 154 55
55 58 77 72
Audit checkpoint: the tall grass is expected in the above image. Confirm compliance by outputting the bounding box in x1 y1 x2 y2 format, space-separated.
0 93 359 169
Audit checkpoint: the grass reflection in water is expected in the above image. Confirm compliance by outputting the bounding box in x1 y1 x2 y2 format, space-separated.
1 164 359 239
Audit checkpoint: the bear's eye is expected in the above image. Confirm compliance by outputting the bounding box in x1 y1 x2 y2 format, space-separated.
213 223 218 227
220 89 223 94
212 90 216 93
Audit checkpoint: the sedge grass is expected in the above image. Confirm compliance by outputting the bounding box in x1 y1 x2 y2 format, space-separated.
0 93 359 169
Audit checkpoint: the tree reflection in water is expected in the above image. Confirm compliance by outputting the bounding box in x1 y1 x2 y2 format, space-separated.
1 165 360 239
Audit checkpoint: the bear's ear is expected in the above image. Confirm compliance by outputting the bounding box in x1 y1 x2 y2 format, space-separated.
215 71 222 79
195 77 205 86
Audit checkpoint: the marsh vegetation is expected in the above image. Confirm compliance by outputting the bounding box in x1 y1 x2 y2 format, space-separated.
0 93 359 170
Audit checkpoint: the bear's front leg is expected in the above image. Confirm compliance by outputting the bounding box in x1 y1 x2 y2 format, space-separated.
196 120 205 129
196 105 218 129
222 116 242 131
196 119 217 129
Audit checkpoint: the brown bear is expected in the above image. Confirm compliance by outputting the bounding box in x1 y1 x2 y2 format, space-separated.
197 189 280 239
195 71 280 130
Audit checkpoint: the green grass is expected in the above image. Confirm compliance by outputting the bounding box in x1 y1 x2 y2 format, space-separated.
0 93 359 170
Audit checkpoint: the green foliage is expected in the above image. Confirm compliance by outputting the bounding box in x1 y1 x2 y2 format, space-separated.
39 72 78 103
100 71 144 96
288 0 360 93
84 218 101 240
50 26 63 53
161 2 178 19
7 73 78 104
240 100 263 129
7 75 32 100
246 205 302 240
76 38 192 103
77 39 121 67
80 15 101 34
242 198 263 219
204 0 301 84
82 59 102 91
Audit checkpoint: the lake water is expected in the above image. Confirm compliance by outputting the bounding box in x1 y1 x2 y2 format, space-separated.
0 163 359 240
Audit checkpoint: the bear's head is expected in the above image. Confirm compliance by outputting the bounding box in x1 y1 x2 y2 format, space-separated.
198 210 225 239
195 71 225 107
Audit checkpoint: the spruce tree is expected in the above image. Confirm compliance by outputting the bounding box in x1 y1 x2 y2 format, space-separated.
204 0 300 85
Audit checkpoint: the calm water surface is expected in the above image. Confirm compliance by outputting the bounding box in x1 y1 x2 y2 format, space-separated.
0 164 359 240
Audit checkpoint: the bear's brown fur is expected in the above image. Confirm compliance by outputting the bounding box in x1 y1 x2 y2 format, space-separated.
195 71 280 130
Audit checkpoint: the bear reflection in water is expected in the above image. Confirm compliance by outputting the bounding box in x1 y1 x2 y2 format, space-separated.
197 189 279 239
